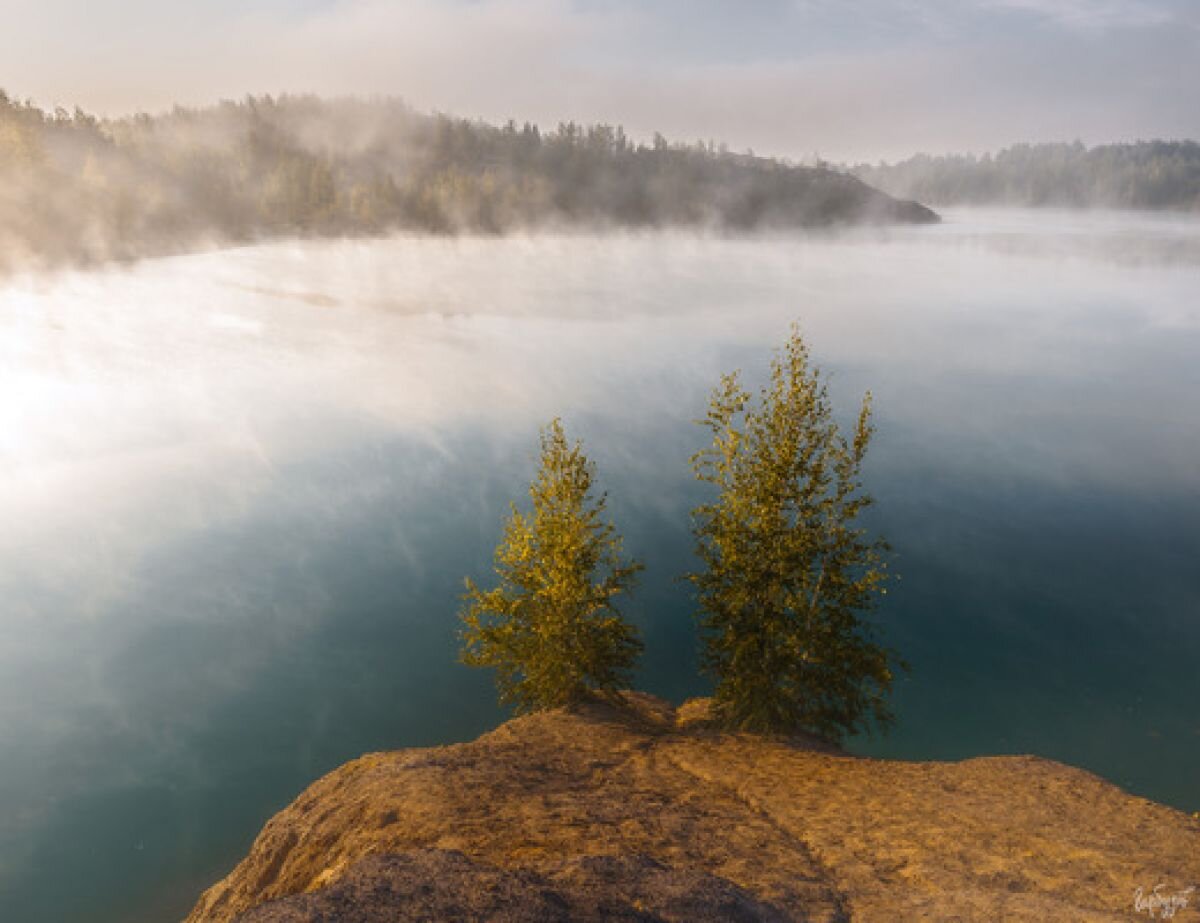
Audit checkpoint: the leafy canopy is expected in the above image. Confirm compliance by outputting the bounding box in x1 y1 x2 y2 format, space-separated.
460 419 643 712
688 327 899 740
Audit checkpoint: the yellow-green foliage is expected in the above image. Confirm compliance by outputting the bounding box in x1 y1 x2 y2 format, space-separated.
460 420 643 712
689 326 898 740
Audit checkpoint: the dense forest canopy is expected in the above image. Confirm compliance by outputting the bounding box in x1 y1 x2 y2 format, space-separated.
0 91 934 270
852 141 1200 211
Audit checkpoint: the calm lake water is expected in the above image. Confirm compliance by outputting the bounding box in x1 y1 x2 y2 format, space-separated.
1 210 1198 922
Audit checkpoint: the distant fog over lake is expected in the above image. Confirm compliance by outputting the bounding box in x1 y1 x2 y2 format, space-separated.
1 210 1198 923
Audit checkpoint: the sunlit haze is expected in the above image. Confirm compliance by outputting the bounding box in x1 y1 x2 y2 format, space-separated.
2 0 1198 160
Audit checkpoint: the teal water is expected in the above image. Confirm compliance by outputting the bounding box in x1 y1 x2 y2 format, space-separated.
0 211 1197 921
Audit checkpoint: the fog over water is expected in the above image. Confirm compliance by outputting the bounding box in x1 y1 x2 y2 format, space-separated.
1 210 1198 922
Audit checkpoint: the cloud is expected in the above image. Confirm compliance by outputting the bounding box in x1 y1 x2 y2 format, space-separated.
0 0 617 113
0 0 1196 160
789 0 1188 36
975 0 1174 31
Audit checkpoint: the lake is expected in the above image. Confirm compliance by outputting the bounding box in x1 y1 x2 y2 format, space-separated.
1 209 1197 922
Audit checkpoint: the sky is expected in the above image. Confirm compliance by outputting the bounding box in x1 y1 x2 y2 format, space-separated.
1 0 1198 161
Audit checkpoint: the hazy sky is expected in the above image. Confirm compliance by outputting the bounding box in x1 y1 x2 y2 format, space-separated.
3 0 1198 160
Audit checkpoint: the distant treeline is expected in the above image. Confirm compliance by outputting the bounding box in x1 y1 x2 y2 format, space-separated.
0 91 934 270
852 141 1200 211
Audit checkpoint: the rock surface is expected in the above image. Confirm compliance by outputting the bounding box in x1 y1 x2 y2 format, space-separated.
187 693 1200 923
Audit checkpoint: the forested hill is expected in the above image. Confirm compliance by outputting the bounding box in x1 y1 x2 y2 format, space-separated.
0 92 934 270
852 141 1200 211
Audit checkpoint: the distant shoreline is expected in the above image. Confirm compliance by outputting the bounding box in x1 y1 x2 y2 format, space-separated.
0 90 934 275
850 140 1200 212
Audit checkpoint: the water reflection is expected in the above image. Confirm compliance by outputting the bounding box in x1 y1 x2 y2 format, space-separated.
0 211 1197 922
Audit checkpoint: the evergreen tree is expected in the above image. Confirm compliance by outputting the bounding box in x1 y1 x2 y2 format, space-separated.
460 419 643 712
688 327 899 740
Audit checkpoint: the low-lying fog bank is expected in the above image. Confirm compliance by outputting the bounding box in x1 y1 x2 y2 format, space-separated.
0 91 933 273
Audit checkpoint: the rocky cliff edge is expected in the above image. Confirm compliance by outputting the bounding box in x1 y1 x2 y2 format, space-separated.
186 693 1200 922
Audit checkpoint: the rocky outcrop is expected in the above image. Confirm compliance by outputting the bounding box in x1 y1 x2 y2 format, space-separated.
187 693 1200 922
232 850 790 922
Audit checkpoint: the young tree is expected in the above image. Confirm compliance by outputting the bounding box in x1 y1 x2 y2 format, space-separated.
688 327 899 740
460 419 643 712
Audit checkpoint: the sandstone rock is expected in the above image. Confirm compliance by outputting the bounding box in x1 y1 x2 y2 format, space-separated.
186 693 1200 923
